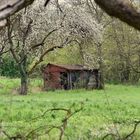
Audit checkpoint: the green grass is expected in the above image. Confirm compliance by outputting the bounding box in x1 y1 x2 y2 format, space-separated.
0 77 140 139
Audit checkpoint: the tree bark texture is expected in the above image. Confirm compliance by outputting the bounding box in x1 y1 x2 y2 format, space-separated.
0 0 34 26
94 0 140 31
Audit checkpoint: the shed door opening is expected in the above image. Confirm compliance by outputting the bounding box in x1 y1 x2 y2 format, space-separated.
60 72 68 90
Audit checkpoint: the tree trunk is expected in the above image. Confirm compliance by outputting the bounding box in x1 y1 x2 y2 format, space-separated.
98 70 104 89
19 53 28 95
97 43 104 89
20 72 28 95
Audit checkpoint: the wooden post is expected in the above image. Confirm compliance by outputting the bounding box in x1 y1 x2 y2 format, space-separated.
67 72 72 89
69 72 72 89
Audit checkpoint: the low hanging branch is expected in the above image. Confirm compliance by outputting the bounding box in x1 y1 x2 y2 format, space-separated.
0 0 52 27
0 0 139 31
0 0 34 27
94 0 140 31
0 0 140 31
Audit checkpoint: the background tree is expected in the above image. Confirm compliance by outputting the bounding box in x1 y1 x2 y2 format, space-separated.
104 19 140 84
59 0 112 89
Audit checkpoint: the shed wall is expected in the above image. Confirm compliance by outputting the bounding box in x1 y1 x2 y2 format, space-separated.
43 65 67 90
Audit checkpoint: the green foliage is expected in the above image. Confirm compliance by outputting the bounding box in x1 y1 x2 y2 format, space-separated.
0 77 140 139
43 44 83 65
0 56 20 78
103 21 140 84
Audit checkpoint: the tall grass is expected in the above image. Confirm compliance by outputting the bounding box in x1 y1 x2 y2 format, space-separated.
0 77 140 139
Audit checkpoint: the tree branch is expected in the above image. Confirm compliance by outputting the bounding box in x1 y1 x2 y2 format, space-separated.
28 37 70 75
94 0 140 31
30 28 59 50
123 121 140 140
44 0 51 7
7 18 19 63
0 0 34 21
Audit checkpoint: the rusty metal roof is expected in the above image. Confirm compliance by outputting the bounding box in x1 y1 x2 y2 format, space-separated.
46 63 95 71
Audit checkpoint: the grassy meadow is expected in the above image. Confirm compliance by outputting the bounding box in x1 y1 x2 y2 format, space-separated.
0 77 140 139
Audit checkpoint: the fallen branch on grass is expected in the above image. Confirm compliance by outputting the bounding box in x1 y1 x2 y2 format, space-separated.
1 102 84 140
123 121 140 140
103 120 140 140
26 102 84 140
103 133 118 140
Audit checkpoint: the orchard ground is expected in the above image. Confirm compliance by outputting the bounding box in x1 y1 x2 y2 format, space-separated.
0 77 140 139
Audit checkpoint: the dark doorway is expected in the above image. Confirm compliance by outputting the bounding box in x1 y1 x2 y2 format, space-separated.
60 72 68 90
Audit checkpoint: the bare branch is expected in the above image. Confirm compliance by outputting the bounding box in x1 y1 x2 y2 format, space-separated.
7 18 19 63
123 121 140 140
44 0 51 7
28 37 70 74
30 28 59 50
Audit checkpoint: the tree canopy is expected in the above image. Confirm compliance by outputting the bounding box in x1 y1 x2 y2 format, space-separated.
0 0 140 30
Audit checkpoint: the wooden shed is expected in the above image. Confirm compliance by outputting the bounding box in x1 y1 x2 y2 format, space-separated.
42 63 99 90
